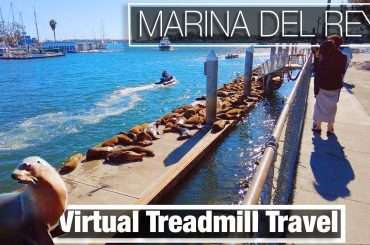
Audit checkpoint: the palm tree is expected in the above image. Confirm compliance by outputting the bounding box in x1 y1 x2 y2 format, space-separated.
49 19 57 41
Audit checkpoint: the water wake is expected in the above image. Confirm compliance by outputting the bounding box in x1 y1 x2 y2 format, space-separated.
0 84 157 151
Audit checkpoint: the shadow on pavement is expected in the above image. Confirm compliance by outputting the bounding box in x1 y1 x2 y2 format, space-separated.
164 126 211 166
310 133 355 201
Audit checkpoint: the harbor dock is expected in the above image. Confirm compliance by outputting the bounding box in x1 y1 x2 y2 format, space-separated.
292 54 370 244
62 47 306 205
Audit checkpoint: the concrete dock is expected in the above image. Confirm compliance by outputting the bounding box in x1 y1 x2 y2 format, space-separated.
292 54 370 244
63 117 238 205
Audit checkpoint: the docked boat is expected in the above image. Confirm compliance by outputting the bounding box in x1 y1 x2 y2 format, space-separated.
0 48 64 60
225 53 239 59
159 37 173 51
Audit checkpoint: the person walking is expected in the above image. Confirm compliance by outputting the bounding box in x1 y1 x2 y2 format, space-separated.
312 40 347 136
328 34 353 71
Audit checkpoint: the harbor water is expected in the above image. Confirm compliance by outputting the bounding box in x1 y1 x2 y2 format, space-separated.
0 44 293 203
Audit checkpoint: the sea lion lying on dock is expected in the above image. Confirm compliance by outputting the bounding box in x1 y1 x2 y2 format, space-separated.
0 156 67 244
86 145 155 162
212 120 227 133
129 123 149 135
117 146 155 157
86 146 114 161
117 133 134 145
59 153 84 175
176 127 192 140
146 122 161 140
106 151 144 164
101 137 119 147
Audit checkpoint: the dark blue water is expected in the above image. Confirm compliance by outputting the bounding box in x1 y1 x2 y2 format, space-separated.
0 44 293 204
166 79 294 204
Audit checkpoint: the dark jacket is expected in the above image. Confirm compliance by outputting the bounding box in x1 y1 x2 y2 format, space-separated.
316 49 347 91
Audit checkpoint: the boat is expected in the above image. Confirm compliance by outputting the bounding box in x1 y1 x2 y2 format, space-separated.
225 53 239 59
159 37 173 51
155 71 177 86
0 48 64 60
155 76 177 86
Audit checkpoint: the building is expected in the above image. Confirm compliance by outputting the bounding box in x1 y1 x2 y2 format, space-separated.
42 41 77 53
42 40 106 53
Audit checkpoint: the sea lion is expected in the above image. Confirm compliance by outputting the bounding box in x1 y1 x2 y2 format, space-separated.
86 146 114 161
136 140 152 147
177 127 192 140
101 137 119 147
59 153 84 175
137 131 152 142
0 157 67 244
145 124 161 140
163 122 178 133
115 146 155 157
106 151 144 164
181 123 202 130
129 123 149 135
185 115 205 125
212 120 227 133
226 108 244 115
183 107 197 119
116 133 134 145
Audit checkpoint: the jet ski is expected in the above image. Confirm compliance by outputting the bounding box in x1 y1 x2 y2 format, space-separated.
155 70 177 86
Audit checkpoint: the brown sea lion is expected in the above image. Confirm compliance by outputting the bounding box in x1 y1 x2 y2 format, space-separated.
185 115 205 125
59 153 84 175
163 122 178 133
226 108 244 115
106 151 144 164
137 131 152 142
86 146 114 161
129 123 149 135
115 146 155 157
136 140 152 147
101 137 119 147
212 120 226 133
0 157 67 244
117 133 134 145
183 107 197 119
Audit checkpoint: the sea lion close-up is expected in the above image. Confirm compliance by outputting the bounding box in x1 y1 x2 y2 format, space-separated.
0 156 67 244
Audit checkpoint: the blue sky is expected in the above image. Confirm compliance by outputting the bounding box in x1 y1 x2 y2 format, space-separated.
0 0 344 40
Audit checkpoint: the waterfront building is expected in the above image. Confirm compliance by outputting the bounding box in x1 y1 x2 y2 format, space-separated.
42 40 106 53
42 41 77 53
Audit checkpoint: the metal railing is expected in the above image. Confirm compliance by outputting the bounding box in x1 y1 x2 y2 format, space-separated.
243 52 313 205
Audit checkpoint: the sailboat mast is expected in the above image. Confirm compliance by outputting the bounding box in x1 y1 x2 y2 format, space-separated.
34 9 40 42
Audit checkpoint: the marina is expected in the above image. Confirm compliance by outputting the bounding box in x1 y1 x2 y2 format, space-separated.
58 46 307 205
0 44 303 206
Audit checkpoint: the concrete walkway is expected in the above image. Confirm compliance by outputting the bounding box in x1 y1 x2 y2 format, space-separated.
292 59 370 244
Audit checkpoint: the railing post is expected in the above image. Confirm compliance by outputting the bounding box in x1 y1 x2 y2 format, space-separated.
284 47 290 65
277 46 283 68
270 46 276 70
243 46 254 97
204 50 218 124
